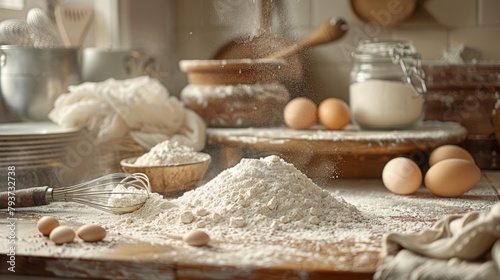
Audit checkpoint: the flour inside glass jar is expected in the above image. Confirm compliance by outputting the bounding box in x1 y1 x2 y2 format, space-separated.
350 80 424 129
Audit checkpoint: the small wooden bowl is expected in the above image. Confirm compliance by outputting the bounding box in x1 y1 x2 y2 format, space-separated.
179 58 287 85
120 153 211 197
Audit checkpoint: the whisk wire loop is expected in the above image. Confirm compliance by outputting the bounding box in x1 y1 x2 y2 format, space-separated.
51 172 150 214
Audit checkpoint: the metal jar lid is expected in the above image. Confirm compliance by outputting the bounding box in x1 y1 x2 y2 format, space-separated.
353 40 427 96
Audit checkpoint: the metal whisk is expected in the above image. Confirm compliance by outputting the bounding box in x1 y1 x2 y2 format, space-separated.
0 173 150 215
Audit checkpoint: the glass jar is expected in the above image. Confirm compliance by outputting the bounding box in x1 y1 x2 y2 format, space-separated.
349 40 426 129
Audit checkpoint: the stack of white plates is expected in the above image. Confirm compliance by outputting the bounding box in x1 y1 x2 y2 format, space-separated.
0 122 83 169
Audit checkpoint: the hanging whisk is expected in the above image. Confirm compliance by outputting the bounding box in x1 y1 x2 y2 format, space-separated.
0 173 150 215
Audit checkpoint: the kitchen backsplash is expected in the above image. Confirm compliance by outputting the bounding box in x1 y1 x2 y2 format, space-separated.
1 0 499 103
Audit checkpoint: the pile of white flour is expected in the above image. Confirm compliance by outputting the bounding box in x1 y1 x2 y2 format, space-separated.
113 155 365 238
134 140 207 165
166 155 363 231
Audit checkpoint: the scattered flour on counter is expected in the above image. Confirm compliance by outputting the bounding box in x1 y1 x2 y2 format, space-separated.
25 155 374 268
134 140 207 165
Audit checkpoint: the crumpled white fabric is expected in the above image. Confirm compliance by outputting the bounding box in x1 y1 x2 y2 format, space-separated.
375 203 500 280
49 76 206 151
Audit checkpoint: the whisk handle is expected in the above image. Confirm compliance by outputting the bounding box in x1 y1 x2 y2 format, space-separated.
0 187 50 209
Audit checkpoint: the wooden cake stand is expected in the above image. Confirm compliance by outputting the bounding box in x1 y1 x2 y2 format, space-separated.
205 121 468 180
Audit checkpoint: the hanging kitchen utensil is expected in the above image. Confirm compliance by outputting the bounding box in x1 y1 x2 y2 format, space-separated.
54 5 94 47
213 0 291 59
350 0 416 27
266 17 348 59
27 8 62 47
0 19 33 46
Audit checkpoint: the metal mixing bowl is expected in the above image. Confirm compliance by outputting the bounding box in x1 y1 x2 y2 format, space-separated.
120 153 212 197
0 46 81 122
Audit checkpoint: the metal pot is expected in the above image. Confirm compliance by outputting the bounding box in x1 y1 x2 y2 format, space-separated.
0 46 81 122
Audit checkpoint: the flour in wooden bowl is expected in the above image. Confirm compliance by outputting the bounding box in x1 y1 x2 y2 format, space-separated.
134 140 206 166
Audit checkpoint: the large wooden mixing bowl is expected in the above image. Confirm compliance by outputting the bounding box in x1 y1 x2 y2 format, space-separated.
179 58 287 85
179 59 291 127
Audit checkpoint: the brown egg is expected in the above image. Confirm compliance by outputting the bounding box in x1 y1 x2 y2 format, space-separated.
182 229 210 246
49 226 75 245
382 157 422 195
318 98 350 130
77 224 107 242
283 97 318 129
429 145 475 167
37 216 60 236
424 158 481 197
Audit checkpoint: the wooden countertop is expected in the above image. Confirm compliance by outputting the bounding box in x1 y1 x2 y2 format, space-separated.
1 172 499 280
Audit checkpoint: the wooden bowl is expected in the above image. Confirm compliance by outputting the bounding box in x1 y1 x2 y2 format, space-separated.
179 58 287 85
350 0 416 27
120 153 211 197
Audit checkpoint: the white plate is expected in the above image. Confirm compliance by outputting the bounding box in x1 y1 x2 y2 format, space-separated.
0 151 67 163
0 135 82 147
0 146 70 157
0 160 64 169
0 122 81 139
0 142 73 152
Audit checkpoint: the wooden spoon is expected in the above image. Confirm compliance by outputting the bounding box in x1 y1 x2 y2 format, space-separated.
54 5 94 47
266 17 348 59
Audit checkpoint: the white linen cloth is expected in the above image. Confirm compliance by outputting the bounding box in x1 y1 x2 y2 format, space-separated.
375 203 500 280
49 76 206 151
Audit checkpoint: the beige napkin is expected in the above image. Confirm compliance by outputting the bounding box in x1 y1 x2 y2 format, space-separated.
375 203 500 280
49 76 206 151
